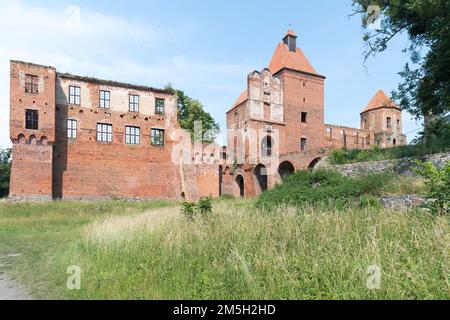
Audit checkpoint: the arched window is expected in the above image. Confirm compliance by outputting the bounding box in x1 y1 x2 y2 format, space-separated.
261 136 272 157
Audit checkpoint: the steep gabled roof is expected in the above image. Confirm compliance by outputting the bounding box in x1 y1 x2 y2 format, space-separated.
361 90 400 114
268 42 322 77
227 90 248 113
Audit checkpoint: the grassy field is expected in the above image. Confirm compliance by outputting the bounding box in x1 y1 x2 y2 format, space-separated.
0 193 448 299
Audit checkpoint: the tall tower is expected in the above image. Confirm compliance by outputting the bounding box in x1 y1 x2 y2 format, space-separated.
268 29 326 155
360 90 406 147
9 61 56 199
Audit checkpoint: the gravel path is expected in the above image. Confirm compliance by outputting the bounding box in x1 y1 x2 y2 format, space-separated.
0 274 32 300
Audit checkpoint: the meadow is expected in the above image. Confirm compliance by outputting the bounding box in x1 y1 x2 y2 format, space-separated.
0 172 448 300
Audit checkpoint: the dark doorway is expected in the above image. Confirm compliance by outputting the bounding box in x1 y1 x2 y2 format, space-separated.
235 174 245 197
254 164 268 192
218 166 223 196
278 161 295 179
308 158 321 169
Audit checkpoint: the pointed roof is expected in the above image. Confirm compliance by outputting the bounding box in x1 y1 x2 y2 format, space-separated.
284 29 297 37
268 40 322 77
361 90 400 114
227 89 248 113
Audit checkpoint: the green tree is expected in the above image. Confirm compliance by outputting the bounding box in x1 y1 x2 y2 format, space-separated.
165 84 220 143
352 0 450 138
0 148 12 198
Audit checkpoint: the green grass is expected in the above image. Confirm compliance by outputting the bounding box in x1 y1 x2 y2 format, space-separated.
327 142 450 165
65 201 448 299
255 170 417 209
0 196 448 300
0 200 174 299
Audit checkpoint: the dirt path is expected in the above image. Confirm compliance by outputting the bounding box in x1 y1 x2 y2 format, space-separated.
0 275 32 300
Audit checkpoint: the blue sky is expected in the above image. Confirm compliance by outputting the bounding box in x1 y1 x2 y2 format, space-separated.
0 0 422 148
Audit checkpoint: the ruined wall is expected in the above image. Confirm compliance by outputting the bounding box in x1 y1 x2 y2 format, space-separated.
317 152 450 177
325 124 372 150
52 76 182 200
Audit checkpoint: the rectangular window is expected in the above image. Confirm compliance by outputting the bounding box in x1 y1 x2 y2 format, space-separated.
25 74 39 94
301 112 308 123
151 128 164 146
155 98 165 115
125 126 140 145
96 123 113 142
301 138 307 151
67 119 77 139
387 117 392 128
326 127 332 139
129 94 139 112
99 90 110 109
25 109 38 130
69 86 81 105
397 119 400 129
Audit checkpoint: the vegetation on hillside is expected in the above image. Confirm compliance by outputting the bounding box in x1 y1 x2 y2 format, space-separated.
0 148 12 198
327 132 450 165
255 170 393 210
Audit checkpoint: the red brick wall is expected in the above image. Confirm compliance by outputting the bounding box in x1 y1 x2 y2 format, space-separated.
9 61 56 199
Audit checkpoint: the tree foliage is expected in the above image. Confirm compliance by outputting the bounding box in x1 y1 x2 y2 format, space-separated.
165 84 220 143
0 148 12 198
352 0 450 136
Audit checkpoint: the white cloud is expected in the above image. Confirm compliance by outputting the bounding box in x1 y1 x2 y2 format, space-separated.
0 0 248 147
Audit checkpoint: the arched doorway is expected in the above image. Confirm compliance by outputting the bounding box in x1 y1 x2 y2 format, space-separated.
261 136 272 157
254 164 268 192
278 161 295 179
235 174 245 197
218 166 223 196
308 158 321 169
393 139 397 146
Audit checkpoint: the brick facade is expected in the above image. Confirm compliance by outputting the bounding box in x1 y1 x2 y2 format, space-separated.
9 30 406 201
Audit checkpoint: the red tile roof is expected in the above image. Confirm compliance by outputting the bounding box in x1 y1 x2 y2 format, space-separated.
227 89 248 113
361 90 400 114
268 42 320 76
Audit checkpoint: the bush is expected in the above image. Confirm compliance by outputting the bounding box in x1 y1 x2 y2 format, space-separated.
255 169 390 209
181 196 213 218
0 148 11 198
327 149 348 165
414 160 450 215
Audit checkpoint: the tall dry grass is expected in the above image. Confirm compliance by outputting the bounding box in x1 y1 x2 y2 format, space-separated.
62 200 449 300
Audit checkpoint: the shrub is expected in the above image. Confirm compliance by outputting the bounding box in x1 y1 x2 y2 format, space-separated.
255 169 389 209
327 148 348 165
414 160 450 215
181 196 213 218
181 202 196 219
198 196 213 215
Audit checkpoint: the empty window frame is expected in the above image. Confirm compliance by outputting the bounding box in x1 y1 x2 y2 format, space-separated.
155 98 165 115
99 90 110 109
69 86 81 105
129 94 139 112
67 119 77 139
96 123 113 142
301 138 307 151
387 117 392 128
301 112 308 123
151 128 164 146
25 109 38 130
25 74 39 94
125 126 140 145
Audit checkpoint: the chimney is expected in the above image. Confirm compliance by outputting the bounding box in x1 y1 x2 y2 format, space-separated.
283 29 297 52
